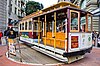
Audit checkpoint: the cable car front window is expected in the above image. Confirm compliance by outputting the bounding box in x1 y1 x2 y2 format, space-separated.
71 12 78 30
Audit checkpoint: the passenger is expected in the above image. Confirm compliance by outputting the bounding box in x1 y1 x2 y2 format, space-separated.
4 27 10 45
73 27 77 30
59 24 63 32
82 25 85 32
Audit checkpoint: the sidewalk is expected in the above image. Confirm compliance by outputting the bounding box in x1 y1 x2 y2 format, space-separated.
0 45 32 66
0 43 62 66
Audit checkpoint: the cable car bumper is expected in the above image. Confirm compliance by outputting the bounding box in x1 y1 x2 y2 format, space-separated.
63 47 92 57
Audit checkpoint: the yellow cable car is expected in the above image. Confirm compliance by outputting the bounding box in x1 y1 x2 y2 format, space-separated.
19 2 92 63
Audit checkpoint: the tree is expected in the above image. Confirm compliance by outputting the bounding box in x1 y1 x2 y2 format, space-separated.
25 1 44 15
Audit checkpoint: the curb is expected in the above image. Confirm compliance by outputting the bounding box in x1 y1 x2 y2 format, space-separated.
6 52 64 66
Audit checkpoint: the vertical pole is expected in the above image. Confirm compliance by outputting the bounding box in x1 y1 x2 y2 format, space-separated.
45 15 46 46
86 14 88 32
54 12 56 50
18 23 22 62
38 17 40 44
32 19 34 38
65 18 67 52
91 16 93 32
98 16 100 33
66 8 70 52
18 36 22 62
27 20 29 30
7 38 9 57
43 22 44 36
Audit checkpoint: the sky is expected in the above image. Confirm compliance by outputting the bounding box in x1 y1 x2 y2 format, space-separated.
32 0 58 8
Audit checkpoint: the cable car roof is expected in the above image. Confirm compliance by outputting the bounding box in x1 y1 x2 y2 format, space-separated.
21 2 92 21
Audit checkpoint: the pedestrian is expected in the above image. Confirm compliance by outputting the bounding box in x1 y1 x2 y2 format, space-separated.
4 27 10 36
0 31 3 44
7 27 17 44
7 27 17 55
92 31 95 46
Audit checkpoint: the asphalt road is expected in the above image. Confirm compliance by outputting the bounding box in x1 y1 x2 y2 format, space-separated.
62 47 100 66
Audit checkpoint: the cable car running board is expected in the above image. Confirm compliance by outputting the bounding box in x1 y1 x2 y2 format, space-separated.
31 46 68 63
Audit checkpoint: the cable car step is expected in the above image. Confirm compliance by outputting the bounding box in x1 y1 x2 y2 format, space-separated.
31 46 68 63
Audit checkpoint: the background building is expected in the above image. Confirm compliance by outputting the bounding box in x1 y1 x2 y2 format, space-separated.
0 0 7 31
91 0 100 33
7 0 26 30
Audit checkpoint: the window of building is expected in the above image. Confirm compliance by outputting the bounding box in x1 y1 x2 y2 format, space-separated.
15 7 17 14
9 4 12 15
15 0 17 5
18 1 20 7
18 10 20 16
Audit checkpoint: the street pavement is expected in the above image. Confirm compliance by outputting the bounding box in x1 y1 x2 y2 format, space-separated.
0 45 100 66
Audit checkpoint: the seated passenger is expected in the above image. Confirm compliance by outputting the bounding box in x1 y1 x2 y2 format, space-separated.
59 25 64 32
81 25 85 32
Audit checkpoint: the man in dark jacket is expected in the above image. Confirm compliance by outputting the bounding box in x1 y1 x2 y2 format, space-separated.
8 27 16 39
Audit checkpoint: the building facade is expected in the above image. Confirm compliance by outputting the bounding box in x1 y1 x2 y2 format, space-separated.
0 0 7 31
7 0 26 28
91 0 100 33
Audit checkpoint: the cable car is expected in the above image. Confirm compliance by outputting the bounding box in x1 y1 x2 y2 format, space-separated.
19 2 92 63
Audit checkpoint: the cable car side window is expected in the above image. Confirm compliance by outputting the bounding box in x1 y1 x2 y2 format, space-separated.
88 15 92 31
29 21 32 30
80 12 86 32
25 22 27 30
20 23 21 30
22 23 24 30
